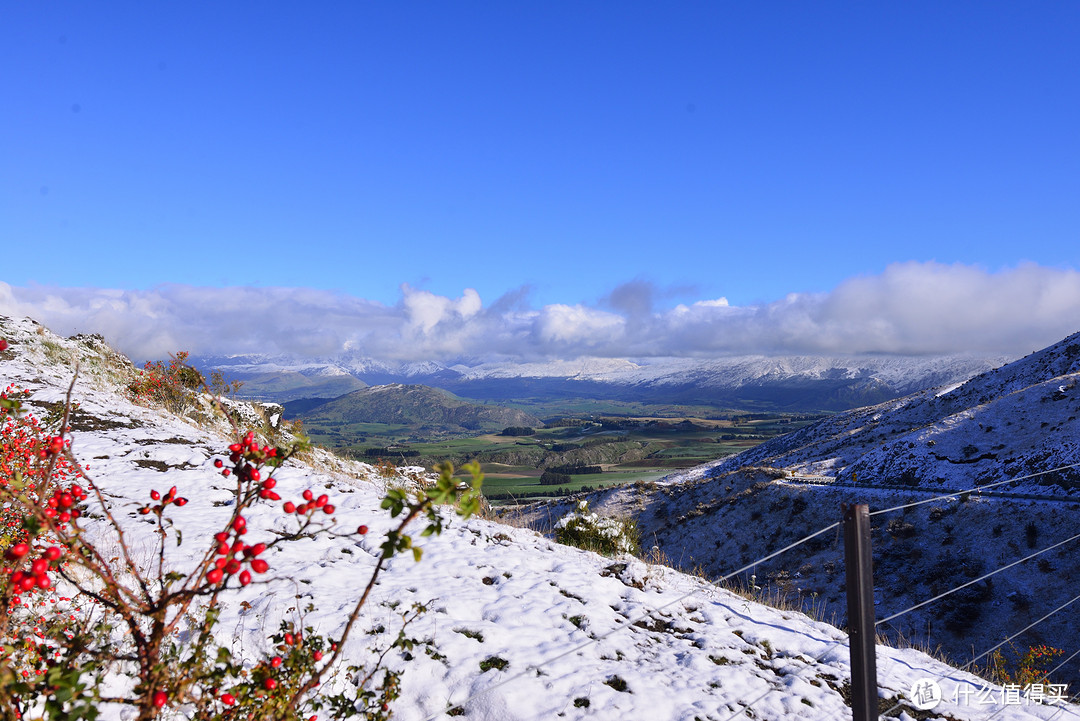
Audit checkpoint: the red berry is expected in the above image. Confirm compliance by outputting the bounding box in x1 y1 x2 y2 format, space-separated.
284 633 294 645
222 469 231 477
7 543 29 559
175 497 188 506
283 501 296 514
315 494 328 508
357 525 368 535
302 489 314 502
214 459 224 468
251 559 269 574
44 546 62 561
206 568 224 584
150 490 160 501
323 504 335 514
0 339 8 351
271 656 282 668
313 650 323 661
232 516 246 532
221 693 236 706
264 677 277 690
239 570 252 586
153 691 167 708
215 532 229 543
262 478 276 490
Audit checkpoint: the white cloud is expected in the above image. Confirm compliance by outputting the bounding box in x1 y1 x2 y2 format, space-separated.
2 262 1079 362
536 304 626 346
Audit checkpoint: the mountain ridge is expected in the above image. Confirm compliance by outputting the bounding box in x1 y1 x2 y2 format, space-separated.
195 351 1010 410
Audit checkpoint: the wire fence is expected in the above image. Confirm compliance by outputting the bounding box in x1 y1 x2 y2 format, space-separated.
428 460 1080 719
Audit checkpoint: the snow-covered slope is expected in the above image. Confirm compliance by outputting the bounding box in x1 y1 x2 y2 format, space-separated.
1 314 1070 720
703 331 1080 495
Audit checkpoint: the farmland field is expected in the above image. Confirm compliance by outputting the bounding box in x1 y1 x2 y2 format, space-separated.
298 399 824 504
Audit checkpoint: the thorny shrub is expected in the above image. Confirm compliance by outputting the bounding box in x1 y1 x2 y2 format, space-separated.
0 337 484 720
125 351 205 416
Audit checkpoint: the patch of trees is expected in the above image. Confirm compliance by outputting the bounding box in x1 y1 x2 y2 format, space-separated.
499 426 535 436
547 464 602 475
545 418 593 428
362 447 420 458
539 470 572 486
484 484 606 501
600 418 642 430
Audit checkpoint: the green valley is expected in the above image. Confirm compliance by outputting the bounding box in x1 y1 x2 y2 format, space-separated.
287 386 824 504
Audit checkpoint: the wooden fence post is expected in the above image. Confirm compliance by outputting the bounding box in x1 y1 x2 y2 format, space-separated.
843 503 877 721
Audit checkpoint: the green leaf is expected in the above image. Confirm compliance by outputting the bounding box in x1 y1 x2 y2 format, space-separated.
412 547 423 562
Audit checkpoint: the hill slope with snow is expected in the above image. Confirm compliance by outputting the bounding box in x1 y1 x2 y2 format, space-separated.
510 330 1080 696
1 314 1071 720
705 330 1080 495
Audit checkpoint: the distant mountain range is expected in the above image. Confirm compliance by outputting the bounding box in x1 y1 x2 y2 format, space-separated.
193 352 1011 412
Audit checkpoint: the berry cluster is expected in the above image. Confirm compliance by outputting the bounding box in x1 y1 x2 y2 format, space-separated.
44 483 87 526
208 525 268 587
137 485 188 517
5 543 63 594
282 488 335 517
214 431 282 502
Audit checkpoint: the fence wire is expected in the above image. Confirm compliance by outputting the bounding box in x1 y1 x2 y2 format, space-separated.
429 461 1080 719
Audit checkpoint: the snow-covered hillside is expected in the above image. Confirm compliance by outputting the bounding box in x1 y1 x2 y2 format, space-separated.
508 330 1080 703
705 330 1080 495
1 314 1072 720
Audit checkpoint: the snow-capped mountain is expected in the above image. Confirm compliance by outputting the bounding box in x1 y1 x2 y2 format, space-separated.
195 350 1009 410
2 313 1070 720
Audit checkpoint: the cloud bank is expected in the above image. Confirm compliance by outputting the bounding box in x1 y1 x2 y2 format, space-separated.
2 262 1079 362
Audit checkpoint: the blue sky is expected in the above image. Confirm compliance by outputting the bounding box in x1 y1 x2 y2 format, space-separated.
3 3 1080 361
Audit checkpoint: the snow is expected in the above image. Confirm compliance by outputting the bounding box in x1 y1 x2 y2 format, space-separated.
1 314 1073 720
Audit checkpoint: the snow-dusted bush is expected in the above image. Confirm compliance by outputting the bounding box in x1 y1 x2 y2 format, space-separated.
554 501 639 556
